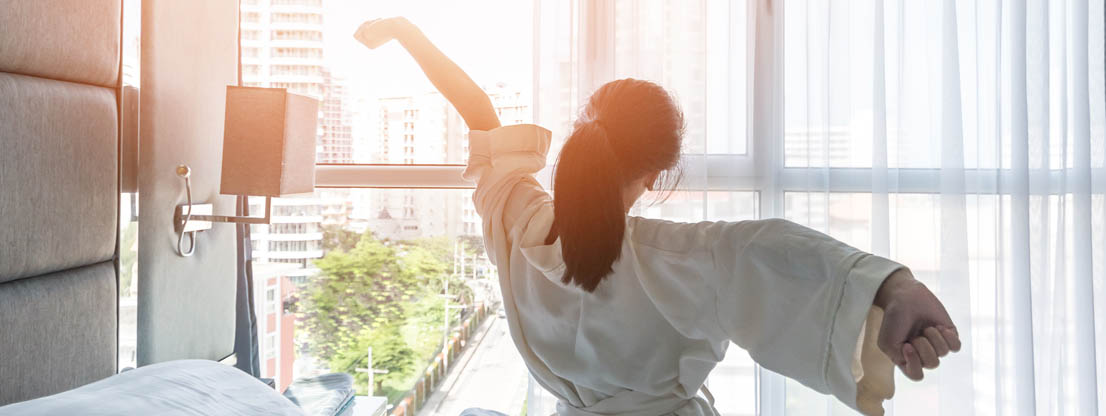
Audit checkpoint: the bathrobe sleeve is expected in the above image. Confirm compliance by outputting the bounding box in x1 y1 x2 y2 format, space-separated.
704 219 901 415
461 124 553 263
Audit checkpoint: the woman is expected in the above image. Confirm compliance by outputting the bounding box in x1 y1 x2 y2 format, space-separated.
354 17 960 416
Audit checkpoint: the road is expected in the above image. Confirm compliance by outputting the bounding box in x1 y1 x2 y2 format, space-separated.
417 315 529 416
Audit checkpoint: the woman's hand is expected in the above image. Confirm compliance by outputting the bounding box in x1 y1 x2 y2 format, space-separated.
873 269 961 381
353 17 415 49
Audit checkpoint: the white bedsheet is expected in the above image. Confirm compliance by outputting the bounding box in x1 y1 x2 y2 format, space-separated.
0 359 305 415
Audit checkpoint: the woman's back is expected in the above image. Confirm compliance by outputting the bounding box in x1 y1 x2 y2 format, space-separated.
511 209 723 402
466 125 900 415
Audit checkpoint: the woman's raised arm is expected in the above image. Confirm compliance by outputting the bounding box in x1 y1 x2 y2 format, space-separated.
354 17 501 131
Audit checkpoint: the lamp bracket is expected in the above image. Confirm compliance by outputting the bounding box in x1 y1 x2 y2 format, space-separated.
174 196 272 233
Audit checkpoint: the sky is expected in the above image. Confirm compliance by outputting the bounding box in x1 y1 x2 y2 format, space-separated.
320 0 534 98
119 0 535 98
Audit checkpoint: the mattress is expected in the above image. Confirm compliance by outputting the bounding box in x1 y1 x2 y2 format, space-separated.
0 360 305 415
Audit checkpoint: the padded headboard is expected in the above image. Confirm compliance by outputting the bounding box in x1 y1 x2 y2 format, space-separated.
0 0 121 406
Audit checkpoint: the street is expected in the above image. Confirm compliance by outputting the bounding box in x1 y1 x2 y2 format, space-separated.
417 315 529 416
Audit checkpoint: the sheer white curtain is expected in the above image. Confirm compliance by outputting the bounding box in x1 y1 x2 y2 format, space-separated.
781 0 1105 414
532 0 1105 415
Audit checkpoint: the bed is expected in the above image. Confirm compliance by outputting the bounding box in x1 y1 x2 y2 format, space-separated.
0 360 306 416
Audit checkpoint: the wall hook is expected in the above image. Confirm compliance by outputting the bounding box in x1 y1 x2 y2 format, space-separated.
176 165 197 257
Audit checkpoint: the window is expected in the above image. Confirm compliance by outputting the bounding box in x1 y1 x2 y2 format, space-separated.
118 0 141 372
271 30 322 41
270 64 322 77
753 1 1102 415
271 12 322 25
266 287 279 317
250 189 491 403
265 334 276 358
271 0 321 6
271 47 323 59
240 0 536 408
240 0 1106 414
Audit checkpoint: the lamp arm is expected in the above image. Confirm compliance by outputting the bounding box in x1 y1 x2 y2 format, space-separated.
173 164 275 257
174 196 272 233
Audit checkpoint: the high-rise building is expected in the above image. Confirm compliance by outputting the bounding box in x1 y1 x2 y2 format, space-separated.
359 86 531 242
319 68 354 164
253 262 300 391
250 198 325 279
241 0 326 97
241 0 349 279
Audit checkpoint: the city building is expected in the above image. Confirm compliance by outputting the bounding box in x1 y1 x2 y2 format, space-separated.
250 197 325 280
253 262 301 392
241 0 349 279
358 86 531 242
318 68 354 164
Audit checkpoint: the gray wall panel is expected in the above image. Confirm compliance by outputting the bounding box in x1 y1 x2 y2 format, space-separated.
137 0 239 365
0 0 121 88
0 262 118 406
0 73 119 283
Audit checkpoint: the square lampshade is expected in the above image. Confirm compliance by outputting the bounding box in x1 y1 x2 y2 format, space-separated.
220 86 319 197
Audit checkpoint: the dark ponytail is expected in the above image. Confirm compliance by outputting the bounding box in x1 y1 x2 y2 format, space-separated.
548 79 684 292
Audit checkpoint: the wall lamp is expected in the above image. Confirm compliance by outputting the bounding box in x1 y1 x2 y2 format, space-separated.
174 86 319 257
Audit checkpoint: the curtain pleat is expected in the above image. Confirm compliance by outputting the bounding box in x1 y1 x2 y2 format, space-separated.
936 2 976 413
1004 0 1039 414
871 0 891 259
1068 0 1099 412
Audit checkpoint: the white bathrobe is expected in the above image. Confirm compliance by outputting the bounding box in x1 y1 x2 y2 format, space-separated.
463 124 899 416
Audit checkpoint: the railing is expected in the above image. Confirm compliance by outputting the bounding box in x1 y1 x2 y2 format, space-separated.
389 303 490 416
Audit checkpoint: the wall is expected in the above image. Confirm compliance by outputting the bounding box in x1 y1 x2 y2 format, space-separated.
137 0 240 365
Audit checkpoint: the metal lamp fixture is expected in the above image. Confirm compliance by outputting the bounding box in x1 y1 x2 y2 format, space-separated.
174 86 319 257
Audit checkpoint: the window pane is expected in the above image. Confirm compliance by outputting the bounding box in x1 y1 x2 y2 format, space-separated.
535 0 749 161
778 1 1100 171
251 189 528 412
119 193 138 370
239 0 532 165
118 0 140 372
784 192 873 251
781 192 1046 415
783 0 881 169
612 0 749 155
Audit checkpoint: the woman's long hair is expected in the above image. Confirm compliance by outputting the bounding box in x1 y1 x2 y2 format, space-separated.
547 79 684 292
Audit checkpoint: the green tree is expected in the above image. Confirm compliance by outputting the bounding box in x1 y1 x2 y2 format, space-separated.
119 222 138 295
328 324 414 396
321 223 360 252
297 232 482 402
400 237 476 305
299 233 418 360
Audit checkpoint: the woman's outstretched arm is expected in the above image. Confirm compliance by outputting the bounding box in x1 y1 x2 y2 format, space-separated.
354 17 501 131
